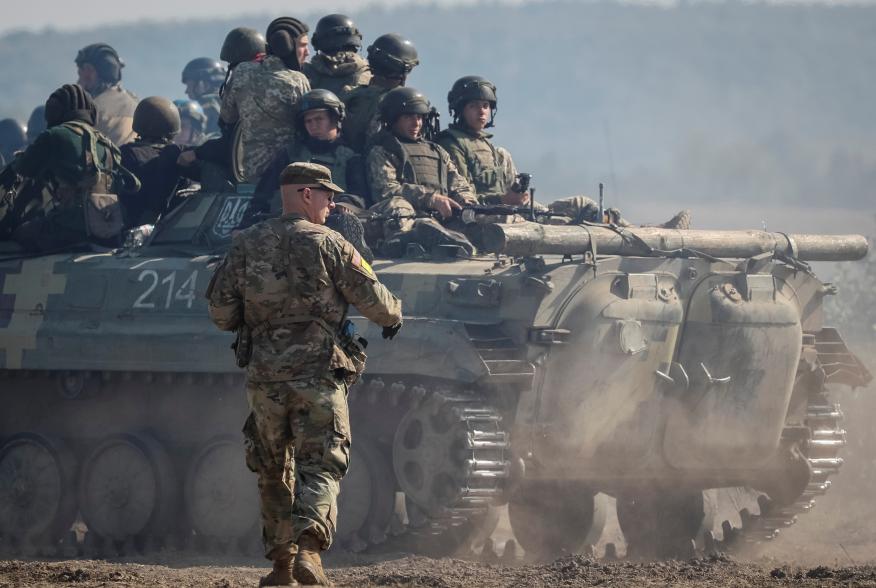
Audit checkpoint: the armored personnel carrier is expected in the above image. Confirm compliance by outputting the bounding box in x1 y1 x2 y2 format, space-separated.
0 189 870 559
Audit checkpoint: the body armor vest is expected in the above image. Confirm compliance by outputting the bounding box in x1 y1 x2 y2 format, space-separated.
343 85 388 152
399 140 444 191
440 126 507 198
286 142 350 191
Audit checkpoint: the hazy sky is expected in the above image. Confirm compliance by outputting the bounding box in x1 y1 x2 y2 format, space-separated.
2 0 872 34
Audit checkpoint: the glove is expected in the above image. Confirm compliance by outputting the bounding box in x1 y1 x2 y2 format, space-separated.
382 321 402 340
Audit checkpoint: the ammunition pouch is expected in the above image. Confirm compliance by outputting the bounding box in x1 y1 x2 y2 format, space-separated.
84 191 123 239
232 324 253 368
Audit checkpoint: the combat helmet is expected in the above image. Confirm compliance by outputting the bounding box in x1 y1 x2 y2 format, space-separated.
0 119 27 159
379 87 431 124
26 106 46 143
312 14 362 53
174 99 207 132
448 75 497 127
296 89 346 132
220 27 267 66
181 58 226 87
75 43 124 83
133 97 181 140
367 34 419 78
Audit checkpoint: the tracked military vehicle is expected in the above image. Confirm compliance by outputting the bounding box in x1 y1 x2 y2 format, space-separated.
0 188 870 559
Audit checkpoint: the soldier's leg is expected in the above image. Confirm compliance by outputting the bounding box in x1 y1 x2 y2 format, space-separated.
287 376 351 549
367 196 416 240
245 381 297 561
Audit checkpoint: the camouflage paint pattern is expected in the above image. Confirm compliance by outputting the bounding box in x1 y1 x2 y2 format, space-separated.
220 55 311 182
244 376 350 557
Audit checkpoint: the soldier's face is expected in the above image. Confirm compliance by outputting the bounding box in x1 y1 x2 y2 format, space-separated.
303 110 339 141
463 100 491 131
302 186 335 224
393 113 423 141
185 80 205 100
297 35 311 65
76 64 98 93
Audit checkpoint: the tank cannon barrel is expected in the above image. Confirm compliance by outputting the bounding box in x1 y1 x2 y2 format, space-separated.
482 223 869 261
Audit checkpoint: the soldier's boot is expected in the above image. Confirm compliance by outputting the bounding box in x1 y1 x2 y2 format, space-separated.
259 556 296 587
293 532 331 586
655 209 692 230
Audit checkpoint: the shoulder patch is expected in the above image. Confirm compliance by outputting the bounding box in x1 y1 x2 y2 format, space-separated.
350 248 375 279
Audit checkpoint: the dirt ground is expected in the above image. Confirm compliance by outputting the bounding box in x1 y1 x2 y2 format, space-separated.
3 347 874 587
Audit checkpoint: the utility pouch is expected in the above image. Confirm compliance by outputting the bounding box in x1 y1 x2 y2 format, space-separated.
84 192 124 239
336 319 368 383
232 324 253 368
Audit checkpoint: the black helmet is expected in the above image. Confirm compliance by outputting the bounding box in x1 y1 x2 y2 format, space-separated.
173 99 207 133
367 34 419 78
75 43 124 83
296 89 346 131
0 119 27 159
133 96 181 140
266 17 309 70
181 57 226 87
379 87 431 124
45 84 96 127
312 14 362 53
26 106 47 143
448 75 497 127
220 27 266 66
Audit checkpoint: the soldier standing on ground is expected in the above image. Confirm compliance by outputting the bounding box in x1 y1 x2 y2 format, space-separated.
75 43 139 146
220 17 311 183
343 34 419 154
207 162 402 587
180 57 226 136
303 14 371 99
366 87 477 255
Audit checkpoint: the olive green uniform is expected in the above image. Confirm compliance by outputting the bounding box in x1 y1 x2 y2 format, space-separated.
436 124 518 204
207 214 401 559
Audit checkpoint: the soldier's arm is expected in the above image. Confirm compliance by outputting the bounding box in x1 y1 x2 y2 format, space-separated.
206 235 246 331
366 146 438 211
219 82 240 125
440 147 478 206
326 236 402 328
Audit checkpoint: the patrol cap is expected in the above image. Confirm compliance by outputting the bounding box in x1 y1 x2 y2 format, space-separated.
279 162 344 193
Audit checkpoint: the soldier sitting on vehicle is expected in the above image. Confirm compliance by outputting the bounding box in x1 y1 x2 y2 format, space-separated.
75 43 139 146
120 97 191 227
343 33 419 154
255 89 366 211
366 87 478 257
0 119 27 166
303 14 371 99
246 89 372 262
0 84 138 251
180 57 226 136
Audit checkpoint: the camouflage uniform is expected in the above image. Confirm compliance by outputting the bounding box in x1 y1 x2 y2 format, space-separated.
342 84 390 154
303 52 372 99
436 123 517 204
220 55 311 182
207 208 401 559
91 83 138 146
366 130 477 236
